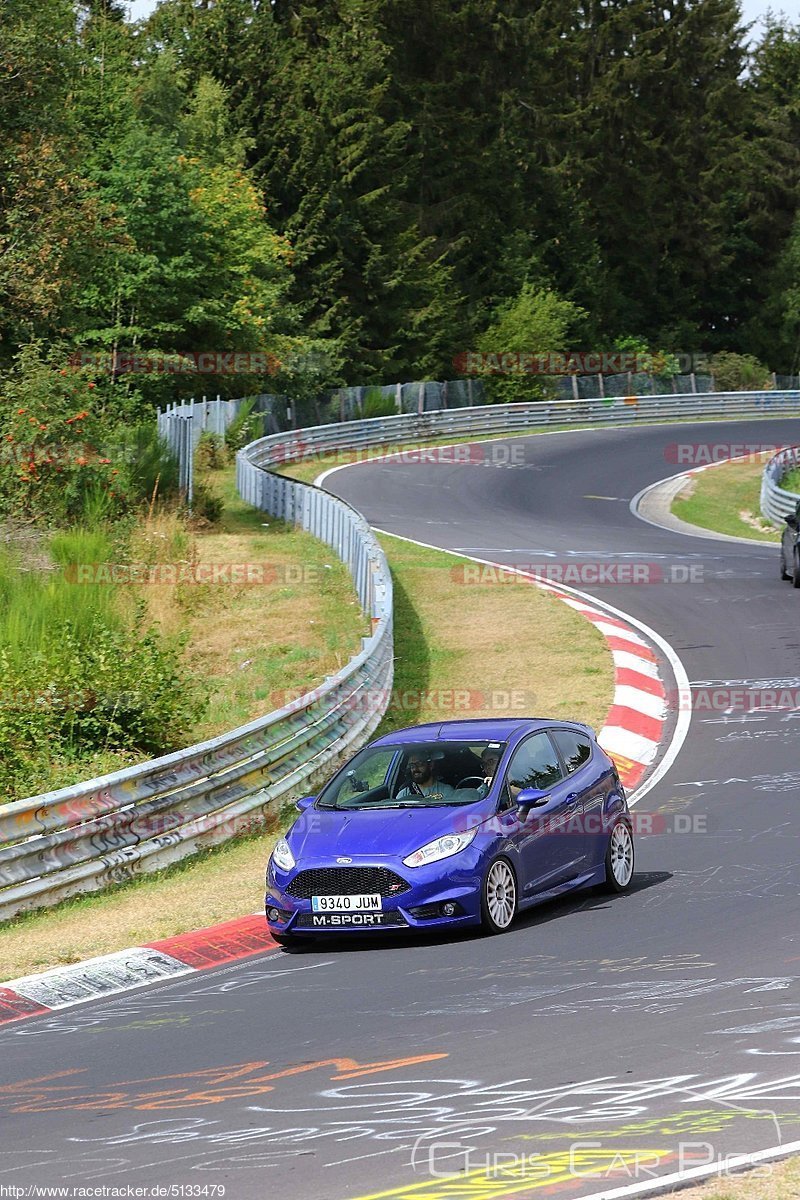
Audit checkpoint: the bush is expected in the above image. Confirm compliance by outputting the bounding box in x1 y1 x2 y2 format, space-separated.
195 431 228 469
0 343 128 524
476 284 588 404
190 479 224 524
225 397 263 451
113 422 181 505
361 386 396 418
708 352 772 392
0 540 207 801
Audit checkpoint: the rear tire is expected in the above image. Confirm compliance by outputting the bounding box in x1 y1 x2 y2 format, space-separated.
481 857 517 934
603 819 634 893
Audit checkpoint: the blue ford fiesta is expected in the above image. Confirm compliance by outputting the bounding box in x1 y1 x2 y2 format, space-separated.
265 718 634 944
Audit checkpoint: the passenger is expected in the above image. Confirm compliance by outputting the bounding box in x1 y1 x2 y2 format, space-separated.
397 752 457 801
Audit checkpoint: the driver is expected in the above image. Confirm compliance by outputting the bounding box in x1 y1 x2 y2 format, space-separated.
475 748 501 798
397 751 456 801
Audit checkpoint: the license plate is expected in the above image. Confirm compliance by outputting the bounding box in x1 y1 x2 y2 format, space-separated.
311 893 382 912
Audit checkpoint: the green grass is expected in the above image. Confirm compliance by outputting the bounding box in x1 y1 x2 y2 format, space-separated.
782 466 800 494
672 456 781 541
0 529 121 666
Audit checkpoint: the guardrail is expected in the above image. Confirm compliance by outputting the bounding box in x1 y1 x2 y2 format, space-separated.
761 445 800 526
3 386 798 923
0 481 393 923
239 389 800 466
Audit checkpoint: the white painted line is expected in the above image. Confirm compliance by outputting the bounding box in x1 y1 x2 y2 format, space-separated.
368 527 691 805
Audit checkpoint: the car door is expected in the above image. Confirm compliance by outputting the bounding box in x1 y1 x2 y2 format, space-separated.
550 727 610 871
783 506 799 571
502 731 582 897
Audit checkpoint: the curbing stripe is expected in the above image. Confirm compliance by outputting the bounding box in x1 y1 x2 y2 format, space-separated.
2 947 195 1015
612 685 667 721
612 649 661 679
605 634 658 661
615 666 666 697
592 620 649 646
603 704 664 745
0 987 51 1026
0 916 279 1026
599 725 661 765
146 913 276 968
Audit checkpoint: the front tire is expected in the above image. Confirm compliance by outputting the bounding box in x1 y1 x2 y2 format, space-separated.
481 857 517 934
780 549 791 581
603 819 634 893
792 550 800 589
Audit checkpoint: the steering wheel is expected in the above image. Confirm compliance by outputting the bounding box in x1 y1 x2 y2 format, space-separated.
456 775 486 790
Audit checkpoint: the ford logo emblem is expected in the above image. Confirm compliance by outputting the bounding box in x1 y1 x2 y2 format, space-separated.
336 856 352 864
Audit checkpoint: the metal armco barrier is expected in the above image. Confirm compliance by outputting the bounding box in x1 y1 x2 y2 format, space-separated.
0 486 393 923
2 387 798 922
236 389 800 468
761 445 800 525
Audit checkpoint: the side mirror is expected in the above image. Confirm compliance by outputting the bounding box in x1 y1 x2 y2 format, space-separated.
295 796 315 812
784 514 798 529
515 787 551 808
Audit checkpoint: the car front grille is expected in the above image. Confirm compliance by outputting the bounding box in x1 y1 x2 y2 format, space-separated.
287 866 410 898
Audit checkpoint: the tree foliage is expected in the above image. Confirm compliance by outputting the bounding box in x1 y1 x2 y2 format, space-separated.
1 0 800 398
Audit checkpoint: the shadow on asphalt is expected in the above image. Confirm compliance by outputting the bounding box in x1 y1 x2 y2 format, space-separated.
275 869 673 955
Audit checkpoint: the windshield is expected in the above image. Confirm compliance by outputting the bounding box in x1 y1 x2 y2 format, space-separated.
316 739 507 810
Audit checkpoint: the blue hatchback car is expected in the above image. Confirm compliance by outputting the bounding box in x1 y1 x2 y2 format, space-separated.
265 718 634 943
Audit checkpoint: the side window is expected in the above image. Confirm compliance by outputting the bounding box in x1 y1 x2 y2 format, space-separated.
552 729 592 775
505 732 564 792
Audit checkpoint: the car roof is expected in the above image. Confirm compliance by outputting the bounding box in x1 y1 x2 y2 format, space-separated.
368 717 594 749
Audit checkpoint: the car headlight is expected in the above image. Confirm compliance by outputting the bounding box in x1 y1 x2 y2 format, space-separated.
271 837 295 872
403 828 477 868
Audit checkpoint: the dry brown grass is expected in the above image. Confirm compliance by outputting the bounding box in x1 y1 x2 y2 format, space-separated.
379 534 612 733
680 1154 800 1199
130 473 368 738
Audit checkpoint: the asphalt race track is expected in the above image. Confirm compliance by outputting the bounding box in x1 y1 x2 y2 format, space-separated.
2 417 800 1200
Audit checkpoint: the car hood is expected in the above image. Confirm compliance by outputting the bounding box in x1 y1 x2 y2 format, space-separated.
286 803 488 862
